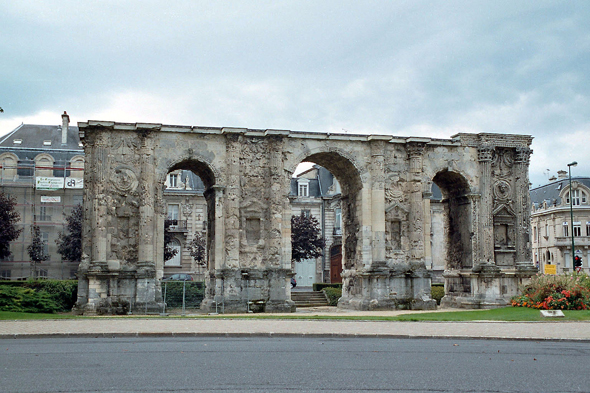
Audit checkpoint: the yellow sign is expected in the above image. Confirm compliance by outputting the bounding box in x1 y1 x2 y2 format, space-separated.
544 264 556 275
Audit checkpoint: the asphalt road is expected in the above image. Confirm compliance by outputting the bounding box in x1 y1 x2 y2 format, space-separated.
1 337 589 392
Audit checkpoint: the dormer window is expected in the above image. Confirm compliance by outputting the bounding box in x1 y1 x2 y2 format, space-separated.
297 178 310 197
168 174 178 188
566 189 587 206
43 140 52 146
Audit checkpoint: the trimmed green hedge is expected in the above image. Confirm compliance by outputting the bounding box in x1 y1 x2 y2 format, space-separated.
313 283 342 291
0 280 77 312
322 287 342 306
431 284 444 305
0 286 62 313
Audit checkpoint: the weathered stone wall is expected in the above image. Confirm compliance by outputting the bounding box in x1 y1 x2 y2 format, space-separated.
76 121 534 313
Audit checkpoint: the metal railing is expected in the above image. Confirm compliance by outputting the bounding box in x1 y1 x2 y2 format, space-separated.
164 219 188 231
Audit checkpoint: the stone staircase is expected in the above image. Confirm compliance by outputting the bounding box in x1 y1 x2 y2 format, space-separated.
291 291 329 307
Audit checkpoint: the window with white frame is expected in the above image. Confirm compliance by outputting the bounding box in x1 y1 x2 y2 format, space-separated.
545 224 549 237
298 179 309 197
165 239 182 266
566 189 587 206
41 231 49 256
574 222 582 237
38 206 52 221
168 173 179 188
167 204 179 223
563 222 569 237
533 226 537 242
334 208 342 235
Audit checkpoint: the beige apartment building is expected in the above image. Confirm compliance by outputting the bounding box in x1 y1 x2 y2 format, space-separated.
530 171 590 274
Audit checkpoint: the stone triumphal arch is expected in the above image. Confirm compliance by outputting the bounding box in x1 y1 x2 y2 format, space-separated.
75 121 536 314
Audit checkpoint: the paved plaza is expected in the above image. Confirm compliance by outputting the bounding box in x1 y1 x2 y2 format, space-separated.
1 308 589 341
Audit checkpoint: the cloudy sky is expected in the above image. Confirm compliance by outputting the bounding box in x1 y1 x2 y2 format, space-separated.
1 1 588 187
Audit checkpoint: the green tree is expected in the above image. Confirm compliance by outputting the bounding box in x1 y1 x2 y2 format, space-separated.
188 232 206 266
56 204 82 261
27 225 50 278
291 212 324 262
0 191 22 259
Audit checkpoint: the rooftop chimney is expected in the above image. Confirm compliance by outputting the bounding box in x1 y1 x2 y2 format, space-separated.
61 111 70 145
557 170 567 180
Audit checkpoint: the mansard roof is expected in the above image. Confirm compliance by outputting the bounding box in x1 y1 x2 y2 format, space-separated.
0 123 83 166
530 176 590 207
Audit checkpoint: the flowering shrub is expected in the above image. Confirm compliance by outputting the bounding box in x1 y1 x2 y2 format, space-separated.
511 273 590 310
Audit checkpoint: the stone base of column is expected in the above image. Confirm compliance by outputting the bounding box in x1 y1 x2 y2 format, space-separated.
338 262 437 311
76 260 163 315
441 262 535 309
199 267 296 313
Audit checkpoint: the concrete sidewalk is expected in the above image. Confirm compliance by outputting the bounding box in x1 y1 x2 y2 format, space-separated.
1 307 589 341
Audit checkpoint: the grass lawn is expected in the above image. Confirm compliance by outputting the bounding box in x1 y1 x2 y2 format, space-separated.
1 307 590 321
393 307 590 322
0 311 79 320
187 307 590 321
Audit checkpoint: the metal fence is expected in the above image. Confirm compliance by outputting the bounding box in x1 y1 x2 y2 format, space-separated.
161 281 204 315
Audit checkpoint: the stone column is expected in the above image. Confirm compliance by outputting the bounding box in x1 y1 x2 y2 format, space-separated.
369 139 387 264
477 144 495 264
267 135 285 268
93 131 109 263
224 133 241 268
138 131 156 264
514 147 533 264
212 185 226 270
468 193 482 264
407 142 426 263
136 130 159 311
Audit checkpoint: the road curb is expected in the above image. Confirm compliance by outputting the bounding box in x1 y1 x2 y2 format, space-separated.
2 332 590 342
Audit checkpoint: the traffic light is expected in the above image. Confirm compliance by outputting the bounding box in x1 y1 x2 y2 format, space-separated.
574 256 582 268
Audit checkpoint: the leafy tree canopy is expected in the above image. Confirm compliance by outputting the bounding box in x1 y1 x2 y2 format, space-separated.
188 232 206 266
28 225 50 263
0 191 22 259
56 204 82 262
291 212 324 262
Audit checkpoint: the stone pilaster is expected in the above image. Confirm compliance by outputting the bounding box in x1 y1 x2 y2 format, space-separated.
477 144 495 264
267 136 285 267
225 134 241 268
370 139 386 264
212 185 226 270
138 130 156 264
93 131 109 263
407 142 426 262
514 147 535 268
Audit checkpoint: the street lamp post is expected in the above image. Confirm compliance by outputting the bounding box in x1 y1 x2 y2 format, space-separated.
568 161 578 271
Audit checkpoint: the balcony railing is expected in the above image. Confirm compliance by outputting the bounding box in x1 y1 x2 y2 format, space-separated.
333 227 342 236
165 219 188 232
